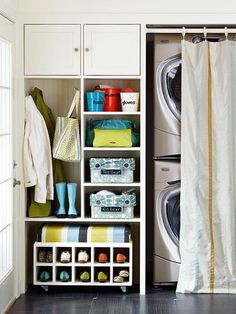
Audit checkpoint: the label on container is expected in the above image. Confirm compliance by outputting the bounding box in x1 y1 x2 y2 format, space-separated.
101 169 122 175
101 207 122 212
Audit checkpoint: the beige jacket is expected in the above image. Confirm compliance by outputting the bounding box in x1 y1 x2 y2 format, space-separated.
24 96 54 203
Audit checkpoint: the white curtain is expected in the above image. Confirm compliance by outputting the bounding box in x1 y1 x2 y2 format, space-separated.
177 39 236 293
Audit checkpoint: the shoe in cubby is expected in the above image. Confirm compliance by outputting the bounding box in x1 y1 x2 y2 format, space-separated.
95 248 110 264
113 267 130 283
113 248 129 264
56 247 72 263
37 247 53 263
56 266 72 282
75 267 91 282
76 248 91 263
94 267 110 283
37 266 53 282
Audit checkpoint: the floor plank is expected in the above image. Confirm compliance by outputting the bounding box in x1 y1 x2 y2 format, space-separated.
8 286 236 314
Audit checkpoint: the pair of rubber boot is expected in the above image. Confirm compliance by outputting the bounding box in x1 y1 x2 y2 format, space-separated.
55 183 78 218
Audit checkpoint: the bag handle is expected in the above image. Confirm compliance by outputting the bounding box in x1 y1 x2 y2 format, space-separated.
67 90 80 118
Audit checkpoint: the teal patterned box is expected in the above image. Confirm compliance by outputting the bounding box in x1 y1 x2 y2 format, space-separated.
89 158 135 183
90 192 136 219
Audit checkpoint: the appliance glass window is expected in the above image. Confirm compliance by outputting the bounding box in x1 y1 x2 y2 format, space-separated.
166 193 180 245
166 63 181 115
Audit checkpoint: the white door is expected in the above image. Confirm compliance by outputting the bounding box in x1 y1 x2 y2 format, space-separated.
84 25 140 76
25 25 81 76
0 14 17 313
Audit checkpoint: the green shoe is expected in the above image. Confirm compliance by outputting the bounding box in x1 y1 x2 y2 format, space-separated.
59 270 70 282
80 271 90 282
39 271 51 282
97 271 107 282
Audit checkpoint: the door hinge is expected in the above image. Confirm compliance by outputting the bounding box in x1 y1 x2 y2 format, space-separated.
13 178 21 187
13 160 17 168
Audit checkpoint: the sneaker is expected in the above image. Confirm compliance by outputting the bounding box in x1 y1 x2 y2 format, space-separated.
59 270 70 282
98 252 108 263
80 271 90 282
60 251 71 263
39 271 51 282
116 253 127 263
38 250 46 263
78 250 89 263
97 271 108 282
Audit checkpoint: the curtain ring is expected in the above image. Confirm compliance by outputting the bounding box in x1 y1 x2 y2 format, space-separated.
182 27 186 40
225 27 228 40
203 27 207 41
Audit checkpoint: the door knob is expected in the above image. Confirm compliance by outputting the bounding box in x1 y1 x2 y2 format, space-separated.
85 48 90 52
13 178 21 187
74 48 79 52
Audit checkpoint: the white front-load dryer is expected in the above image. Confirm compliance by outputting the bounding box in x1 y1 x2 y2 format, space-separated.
154 159 181 284
154 35 181 157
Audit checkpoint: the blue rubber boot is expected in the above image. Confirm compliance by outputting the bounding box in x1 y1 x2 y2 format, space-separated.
55 182 67 218
67 183 78 218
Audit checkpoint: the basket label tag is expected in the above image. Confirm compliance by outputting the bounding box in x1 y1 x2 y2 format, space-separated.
101 206 122 212
101 169 122 175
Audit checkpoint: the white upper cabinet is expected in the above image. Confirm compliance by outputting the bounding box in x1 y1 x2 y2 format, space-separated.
25 25 81 76
84 25 140 76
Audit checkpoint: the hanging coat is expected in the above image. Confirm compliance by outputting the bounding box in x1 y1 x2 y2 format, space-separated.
24 96 54 203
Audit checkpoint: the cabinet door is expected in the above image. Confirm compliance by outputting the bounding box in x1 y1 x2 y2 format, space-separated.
84 25 140 76
25 25 80 76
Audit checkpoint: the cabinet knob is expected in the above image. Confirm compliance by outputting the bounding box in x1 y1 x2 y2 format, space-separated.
74 48 79 52
85 48 90 52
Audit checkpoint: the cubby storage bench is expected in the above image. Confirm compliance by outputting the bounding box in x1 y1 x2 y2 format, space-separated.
33 224 133 292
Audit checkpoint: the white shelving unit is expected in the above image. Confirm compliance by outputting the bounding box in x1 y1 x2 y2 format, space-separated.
34 242 133 289
23 23 145 294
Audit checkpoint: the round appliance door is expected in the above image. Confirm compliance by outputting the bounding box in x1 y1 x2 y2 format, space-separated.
161 183 180 247
157 55 181 122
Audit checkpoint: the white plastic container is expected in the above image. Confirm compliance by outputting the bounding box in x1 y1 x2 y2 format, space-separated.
120 92 139 112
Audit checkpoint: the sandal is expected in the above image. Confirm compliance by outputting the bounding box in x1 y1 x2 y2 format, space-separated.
113 276 124 283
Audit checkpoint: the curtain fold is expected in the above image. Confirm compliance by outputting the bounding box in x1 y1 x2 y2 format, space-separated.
177 40 236 293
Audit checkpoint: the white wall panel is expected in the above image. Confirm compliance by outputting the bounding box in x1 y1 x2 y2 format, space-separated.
0 0 18 21
19 0 236 14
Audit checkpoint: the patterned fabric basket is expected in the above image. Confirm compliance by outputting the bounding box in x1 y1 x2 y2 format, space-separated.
90 192 136 219
89 157 135 183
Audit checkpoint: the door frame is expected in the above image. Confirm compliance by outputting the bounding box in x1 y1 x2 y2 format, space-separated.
0 12 20 313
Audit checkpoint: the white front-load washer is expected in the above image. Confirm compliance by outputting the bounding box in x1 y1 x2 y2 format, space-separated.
154 35 181 157
154 159 181 284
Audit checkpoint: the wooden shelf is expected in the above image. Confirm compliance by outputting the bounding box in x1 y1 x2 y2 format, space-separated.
84 147 140 151
25 217 140 223
84 182 140 187
83 112 141 116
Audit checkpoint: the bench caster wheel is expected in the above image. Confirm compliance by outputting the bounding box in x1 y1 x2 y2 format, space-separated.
41 285 49 292
120 286 128 294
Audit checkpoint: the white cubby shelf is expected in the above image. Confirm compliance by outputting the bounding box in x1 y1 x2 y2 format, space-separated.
34 242 133 287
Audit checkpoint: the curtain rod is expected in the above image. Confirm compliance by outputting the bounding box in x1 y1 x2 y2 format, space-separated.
146 27 236 34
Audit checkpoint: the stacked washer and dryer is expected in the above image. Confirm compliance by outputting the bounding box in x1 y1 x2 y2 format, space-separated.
153 35 181 285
